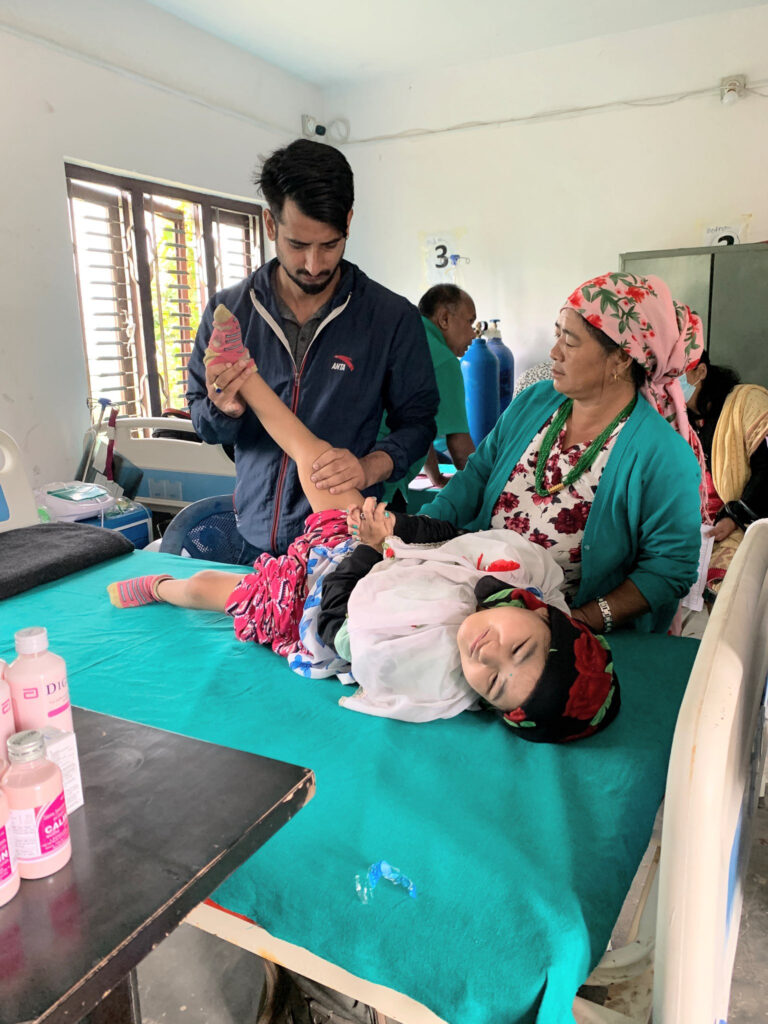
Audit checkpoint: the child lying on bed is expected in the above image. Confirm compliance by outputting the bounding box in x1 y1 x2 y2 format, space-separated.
108 307 620 743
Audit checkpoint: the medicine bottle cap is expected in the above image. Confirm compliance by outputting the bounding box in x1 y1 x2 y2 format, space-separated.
14 627 49 655
7 730 45 764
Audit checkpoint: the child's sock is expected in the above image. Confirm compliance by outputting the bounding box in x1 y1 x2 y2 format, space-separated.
204 304 247 369
107 574 172 609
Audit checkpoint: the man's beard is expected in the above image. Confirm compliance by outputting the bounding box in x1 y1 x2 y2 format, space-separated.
275 240 344 296
284 266 337 295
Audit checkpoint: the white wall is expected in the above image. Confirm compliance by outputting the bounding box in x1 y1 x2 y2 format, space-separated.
2 1 767 484
0 0 318 485
332 5 768 374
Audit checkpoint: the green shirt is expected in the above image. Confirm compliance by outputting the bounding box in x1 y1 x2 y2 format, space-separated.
381 317 469 501
423 317 470 437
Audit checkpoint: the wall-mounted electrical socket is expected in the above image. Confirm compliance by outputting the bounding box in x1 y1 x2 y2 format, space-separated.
301 114 327 138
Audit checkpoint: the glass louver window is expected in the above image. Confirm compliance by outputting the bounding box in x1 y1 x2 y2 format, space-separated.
66 165 264 418
67 179 145 417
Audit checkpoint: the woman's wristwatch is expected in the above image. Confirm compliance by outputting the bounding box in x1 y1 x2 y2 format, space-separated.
596 596 614 633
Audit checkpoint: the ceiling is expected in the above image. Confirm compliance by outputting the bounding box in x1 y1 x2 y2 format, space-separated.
143 0 767 86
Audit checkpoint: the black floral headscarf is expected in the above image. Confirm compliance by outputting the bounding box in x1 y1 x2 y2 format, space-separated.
474 581 621 744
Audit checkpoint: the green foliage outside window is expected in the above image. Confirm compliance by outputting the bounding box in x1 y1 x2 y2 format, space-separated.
151 200 205 411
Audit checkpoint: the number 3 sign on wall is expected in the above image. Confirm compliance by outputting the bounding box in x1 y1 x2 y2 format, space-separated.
433 243 449 268
422 232 461 287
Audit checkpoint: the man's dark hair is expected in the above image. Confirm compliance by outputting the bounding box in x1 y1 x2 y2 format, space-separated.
418 284 465 319
254 139 354 235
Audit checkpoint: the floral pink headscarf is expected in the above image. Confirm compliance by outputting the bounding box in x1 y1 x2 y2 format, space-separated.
563 272 708 517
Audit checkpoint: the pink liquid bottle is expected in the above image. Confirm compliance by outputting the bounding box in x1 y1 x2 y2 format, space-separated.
6 628 74 733
4 730 71 879
0 784 20 906
0 660 16 755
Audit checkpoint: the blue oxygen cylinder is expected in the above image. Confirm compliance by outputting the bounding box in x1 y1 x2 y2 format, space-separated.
461 338 500 446
486 319 515 412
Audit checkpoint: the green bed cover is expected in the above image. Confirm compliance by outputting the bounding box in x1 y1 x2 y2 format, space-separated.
0 550 697 1024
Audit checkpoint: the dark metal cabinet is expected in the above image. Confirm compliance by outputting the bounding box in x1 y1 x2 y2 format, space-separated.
620 243 768 388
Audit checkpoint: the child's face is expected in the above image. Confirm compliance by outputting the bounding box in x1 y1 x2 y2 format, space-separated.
456 605 551 712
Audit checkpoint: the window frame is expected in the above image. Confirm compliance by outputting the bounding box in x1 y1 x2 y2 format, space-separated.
65 162 265 417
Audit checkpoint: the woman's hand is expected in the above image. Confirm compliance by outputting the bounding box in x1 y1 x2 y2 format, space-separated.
345 504 362 532
571 580 650 632
347 497 394 551
708 516 737 542
569 603 604 632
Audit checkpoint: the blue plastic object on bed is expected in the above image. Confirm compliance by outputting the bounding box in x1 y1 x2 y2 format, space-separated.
160 494 250 562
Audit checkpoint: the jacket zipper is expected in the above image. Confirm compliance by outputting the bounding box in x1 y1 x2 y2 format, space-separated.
255 289 352 553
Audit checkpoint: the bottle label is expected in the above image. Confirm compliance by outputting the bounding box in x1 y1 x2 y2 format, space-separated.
48 697 72 721
42 731 84 814
9 792 69 861
15 676 71 721
0 697 10 717
0 824 17 883
45 676 70 720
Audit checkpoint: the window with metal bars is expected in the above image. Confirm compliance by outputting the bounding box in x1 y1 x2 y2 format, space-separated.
66 164 264 418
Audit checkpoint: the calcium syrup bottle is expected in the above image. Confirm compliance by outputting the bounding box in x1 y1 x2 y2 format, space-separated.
4 731 71 879
0 785 20 905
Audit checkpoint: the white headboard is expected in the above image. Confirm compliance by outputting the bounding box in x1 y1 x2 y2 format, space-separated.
655 519 768 1022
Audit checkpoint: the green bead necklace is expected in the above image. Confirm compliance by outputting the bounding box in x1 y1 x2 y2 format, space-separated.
534 395 638 497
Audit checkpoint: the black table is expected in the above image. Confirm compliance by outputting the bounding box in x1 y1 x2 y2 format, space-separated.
0 707 314 1024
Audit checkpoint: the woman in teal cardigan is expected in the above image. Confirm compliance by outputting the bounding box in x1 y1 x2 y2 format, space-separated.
421 273 705 634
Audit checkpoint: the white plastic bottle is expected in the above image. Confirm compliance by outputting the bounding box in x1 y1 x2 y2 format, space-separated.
6 628 74 733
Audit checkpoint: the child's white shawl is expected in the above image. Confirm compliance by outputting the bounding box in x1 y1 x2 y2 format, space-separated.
342 529 569 723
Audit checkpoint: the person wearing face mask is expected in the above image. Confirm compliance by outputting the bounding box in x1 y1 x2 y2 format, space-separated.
683 350 768 599
419 273 705 635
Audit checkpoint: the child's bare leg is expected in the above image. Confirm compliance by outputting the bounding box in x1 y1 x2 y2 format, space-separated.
156 571 245 611
108 570 245 610
238 369 363 513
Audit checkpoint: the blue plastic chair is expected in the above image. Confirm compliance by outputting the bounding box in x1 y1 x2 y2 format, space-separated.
159 495 251 563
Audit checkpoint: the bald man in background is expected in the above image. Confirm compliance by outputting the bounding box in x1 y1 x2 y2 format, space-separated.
382 283 476 509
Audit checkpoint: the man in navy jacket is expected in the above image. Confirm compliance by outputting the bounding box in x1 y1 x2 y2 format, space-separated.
186 140 438 558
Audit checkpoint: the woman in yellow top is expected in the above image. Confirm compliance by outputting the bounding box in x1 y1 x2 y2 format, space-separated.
684 350 768 598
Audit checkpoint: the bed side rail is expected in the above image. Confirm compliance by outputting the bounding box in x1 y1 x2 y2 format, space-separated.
654 520 768 1023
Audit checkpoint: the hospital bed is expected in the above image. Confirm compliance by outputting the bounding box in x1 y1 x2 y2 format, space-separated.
105 416 235 512
186 519 768 1024
574 517 768 1023
0 431 765 1021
